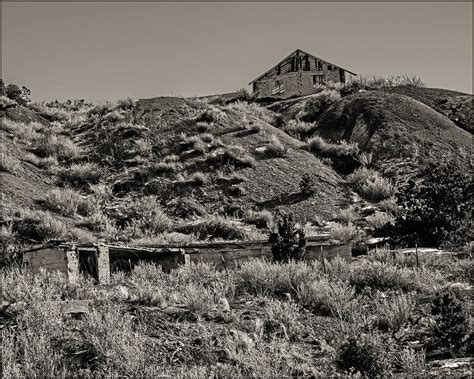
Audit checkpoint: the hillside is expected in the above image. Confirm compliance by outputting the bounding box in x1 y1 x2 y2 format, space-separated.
1 97 347 249
1 84 471 252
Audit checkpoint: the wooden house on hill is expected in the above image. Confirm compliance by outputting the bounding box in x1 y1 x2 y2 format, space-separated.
249 49 356 98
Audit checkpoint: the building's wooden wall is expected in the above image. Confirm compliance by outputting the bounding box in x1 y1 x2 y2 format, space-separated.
22 237 351 283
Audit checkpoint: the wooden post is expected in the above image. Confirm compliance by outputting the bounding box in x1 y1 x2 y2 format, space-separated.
321 246 326 274
95 244 110 285
415 244 419 268
221 254 229 277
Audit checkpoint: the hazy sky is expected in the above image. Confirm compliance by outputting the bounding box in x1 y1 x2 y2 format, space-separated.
2 2 472 102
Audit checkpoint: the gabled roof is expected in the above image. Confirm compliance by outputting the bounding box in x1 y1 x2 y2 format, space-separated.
249 49 357 84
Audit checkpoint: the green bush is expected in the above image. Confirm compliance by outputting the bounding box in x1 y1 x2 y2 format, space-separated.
269 213 306 263
307 136 359 173
389 159 472 247
299 173 315 195
431 290 471 355
301 90 341 122
55 163 102 188
335 334 390 377
347 168 395 202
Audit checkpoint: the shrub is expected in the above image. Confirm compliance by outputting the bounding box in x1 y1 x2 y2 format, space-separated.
358 151 373 167
43 188 97 217
347 168 395 202
431 290 471 355
373 293 416 332
329 223 361 243
296 278 356 318
24 154 58 169
33 134 82 160
125 196 172 236
261 135 287 158
301 90 341 122
0 155 20 174
244 210 274 229
206 146 256 168
269 213 306 263
307 136 360 173
185 171 208 186
176 215 250 241
228 101 273 124
366 212 395 230
282 120 315 140
117 97 134 110
0 95 17 109
299 173 315 195
76 212 117 235
196 106 225 124
5 83 30 105
259 299 302 340
335 334 390 377
390 159 472 247
55 163 102 187
148 161 178 176
333 208 356 225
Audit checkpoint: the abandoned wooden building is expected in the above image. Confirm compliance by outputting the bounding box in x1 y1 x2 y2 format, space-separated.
250 49 356 99
21 236 351 284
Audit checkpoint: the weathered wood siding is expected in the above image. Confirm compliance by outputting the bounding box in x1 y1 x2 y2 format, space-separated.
22 237 351 283
23 246 72 278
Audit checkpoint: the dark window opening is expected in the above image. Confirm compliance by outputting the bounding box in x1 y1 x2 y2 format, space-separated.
313 75 325 86
304 55 310 71
318 61 323 71
277 65 281 75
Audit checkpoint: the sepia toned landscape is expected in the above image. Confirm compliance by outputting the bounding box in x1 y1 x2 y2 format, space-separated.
1 2 472 378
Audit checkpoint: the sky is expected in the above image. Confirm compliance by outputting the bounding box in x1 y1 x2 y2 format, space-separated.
2 2 472 102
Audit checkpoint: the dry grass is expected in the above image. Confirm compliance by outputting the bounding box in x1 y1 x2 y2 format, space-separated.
54 163 103 187
0 154 21 174
2 256 466 377
347 168 395 202
42 188 98 217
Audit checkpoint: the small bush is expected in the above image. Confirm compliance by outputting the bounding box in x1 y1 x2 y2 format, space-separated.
261 135 287 158
366 212 395 229
244 210 274 229
185 171 208 186
55 163 102 187
117 97 134 110
124 196 172 236
76 212 117 235
296 278 356 318
347 168 395 202
33 134 82 160
329 223 361 243
373 293 416 332
43 188 97 217
228 101 273 124
301 90 341 122
259 299 302 340
196 106 225 124
206 146 256 168
299 173 315 195
333 208 356 225
0 155 20 174
335 334 390 377
269 213 306 263
431 290 471 355
176 215 252 241
0 95 17 109
282 120 315 140
307 136 359 173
